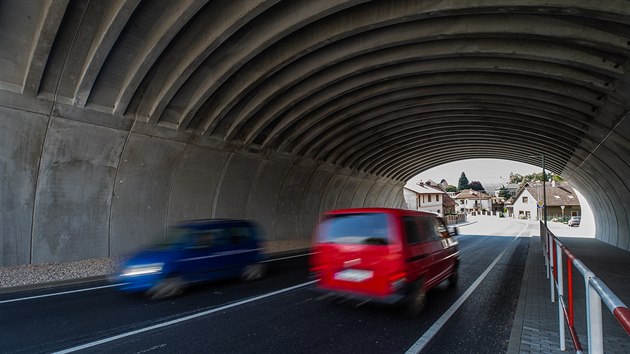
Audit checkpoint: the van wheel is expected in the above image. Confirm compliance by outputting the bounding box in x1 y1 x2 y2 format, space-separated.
405 281 427 317
448 270 458 288
147 276 185 300
242 263 266 281
448 263 459 288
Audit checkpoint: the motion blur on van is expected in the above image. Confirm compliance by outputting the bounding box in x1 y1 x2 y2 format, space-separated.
310 208 459 316
114 219 266 299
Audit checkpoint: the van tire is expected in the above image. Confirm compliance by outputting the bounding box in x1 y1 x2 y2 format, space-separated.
242 263 266 281
147 276 186 300
448 262 459 288
405 281 427 317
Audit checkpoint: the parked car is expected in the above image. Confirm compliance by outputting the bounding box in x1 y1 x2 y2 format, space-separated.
568 216 581 227
114 219 267 299
310 208 459 316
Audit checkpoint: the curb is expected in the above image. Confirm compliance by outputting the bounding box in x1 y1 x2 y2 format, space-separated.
0 249 314 295
506 236 535 353
0 275 110 295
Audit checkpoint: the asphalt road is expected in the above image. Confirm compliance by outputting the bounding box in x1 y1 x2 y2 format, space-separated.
1 218 535 354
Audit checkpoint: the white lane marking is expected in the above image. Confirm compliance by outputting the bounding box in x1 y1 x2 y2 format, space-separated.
0 283 125 304
261 252 315 263
1 252 313 304
179 248 262 262
405 223 530 354
54 281 317 353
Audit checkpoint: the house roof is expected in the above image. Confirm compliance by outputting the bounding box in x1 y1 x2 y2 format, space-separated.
454 189 492 200
404 181 445 195
494 183 520 191
516 182 580 206
442 192 457 207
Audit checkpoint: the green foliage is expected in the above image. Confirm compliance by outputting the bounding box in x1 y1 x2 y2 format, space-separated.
445 185 458 192
498 185 512 199
509 171 564 184
509 172 523 184
469 181 485 191
457 172 470 191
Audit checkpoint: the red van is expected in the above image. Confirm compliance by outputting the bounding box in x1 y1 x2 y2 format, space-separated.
310 208 459 316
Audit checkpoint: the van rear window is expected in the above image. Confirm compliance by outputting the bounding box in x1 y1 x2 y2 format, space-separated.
319 213 390 245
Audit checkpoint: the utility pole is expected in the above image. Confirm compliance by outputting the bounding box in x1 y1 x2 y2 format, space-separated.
542 154 548 228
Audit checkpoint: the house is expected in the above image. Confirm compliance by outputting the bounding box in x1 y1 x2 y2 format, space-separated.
491 196 505 215
442 192 457 215
453 189 493 215
404 180 447 215
494 183 520 198
511 181 580 221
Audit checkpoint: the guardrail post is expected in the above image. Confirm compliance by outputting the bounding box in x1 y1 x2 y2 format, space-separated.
550 236 556 303
545 229 550 279
556 242 565 350
586 275 604 354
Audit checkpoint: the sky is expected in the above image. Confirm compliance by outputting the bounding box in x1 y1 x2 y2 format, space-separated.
406 158 542 190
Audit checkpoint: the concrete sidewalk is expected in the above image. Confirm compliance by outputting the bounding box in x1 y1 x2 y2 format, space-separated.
508 235 630 353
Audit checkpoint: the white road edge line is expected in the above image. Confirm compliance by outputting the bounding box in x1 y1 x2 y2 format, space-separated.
0 283 125 304
261 252 315 263
53 280 317 354
1 252 313 304
405 223 531 354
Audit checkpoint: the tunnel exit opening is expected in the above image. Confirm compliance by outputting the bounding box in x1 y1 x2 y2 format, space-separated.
404 158 594 238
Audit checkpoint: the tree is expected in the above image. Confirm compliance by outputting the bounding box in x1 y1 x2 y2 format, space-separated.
457 172 470 190
445 185 458 192
469 181 485 191
509 172 523 184
498 185 512 199
509 171 564 184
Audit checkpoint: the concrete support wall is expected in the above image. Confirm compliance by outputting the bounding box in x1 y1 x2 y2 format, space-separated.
0 102 406 266
566 116 630 251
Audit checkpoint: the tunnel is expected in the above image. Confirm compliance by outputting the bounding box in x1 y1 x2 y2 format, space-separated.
1 0 629 266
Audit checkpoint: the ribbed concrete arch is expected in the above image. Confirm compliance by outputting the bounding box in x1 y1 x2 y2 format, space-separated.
1 1 630 265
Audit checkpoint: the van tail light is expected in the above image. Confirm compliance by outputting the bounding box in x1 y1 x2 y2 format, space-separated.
390 272 407 291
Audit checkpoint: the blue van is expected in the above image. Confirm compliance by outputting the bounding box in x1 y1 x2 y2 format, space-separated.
114 219 267 299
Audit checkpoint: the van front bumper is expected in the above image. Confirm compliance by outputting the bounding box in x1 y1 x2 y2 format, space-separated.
310 284 408 305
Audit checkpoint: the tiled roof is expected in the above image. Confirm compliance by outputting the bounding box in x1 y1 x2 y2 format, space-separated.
405 181 445 195
442 192 457 207
520 182 580 206
454 189 492 200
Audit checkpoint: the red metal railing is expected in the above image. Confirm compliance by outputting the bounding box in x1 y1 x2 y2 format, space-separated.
541 222 630 353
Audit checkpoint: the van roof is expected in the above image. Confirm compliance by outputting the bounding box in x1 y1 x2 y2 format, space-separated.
324 207 438 217
173 219 252 230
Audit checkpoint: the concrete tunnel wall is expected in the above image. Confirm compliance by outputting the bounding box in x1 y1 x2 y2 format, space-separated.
0 102 406 266
564 114 630 251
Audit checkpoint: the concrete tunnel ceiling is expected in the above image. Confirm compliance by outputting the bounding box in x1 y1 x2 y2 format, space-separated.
1 0 630 265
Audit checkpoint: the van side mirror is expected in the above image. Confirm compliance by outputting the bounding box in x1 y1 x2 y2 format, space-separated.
450 227 459 236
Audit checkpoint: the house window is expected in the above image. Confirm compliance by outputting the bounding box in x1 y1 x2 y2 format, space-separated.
522 196 528 203
428 194 432 202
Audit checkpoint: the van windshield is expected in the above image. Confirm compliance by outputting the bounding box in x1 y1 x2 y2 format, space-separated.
319 213 390 245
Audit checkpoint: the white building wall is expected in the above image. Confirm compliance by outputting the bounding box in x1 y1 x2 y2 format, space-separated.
418 193 443 215
403 189 418 210
512 189 539 220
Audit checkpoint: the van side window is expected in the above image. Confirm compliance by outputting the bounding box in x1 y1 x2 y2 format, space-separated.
404 216 422 244
229 226 251 244
435 219 449 238
417 216 442 241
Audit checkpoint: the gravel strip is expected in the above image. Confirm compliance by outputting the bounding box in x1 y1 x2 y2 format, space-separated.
0 257 124 288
